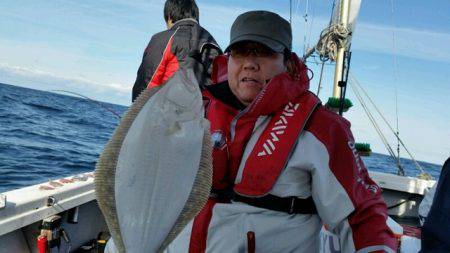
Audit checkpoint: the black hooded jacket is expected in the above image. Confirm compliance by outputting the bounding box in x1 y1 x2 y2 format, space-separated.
132 18 221 101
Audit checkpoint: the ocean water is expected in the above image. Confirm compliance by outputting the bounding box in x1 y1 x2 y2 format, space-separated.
0 83 442 193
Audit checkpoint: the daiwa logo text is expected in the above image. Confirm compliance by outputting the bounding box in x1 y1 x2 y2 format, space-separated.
349 141 379 194
257 102 300 157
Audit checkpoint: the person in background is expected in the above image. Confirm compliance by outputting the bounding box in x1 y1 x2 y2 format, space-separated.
132 0 221 102
165 10 397 253
420 157 450 252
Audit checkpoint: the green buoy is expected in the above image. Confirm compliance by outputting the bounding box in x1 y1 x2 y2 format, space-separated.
325 97 353 113
355 142 372 156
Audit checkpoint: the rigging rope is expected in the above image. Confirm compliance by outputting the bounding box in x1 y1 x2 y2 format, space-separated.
316 61 325 96
294 0 301 17
302 0 335 61
348 79 398 162
314 0 350 62
51 90 122 120
289 0 292 24
315 24 350 62
306 2 316 52
302 0 309 55
389 0 403 174
349 74 426 175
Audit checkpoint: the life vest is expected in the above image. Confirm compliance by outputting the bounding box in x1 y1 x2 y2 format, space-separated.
189 54 318 253
234 91 320 196
207 53 320 196
202 90 239 190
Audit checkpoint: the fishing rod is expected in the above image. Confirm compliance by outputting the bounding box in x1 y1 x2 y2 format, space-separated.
50 90 122 120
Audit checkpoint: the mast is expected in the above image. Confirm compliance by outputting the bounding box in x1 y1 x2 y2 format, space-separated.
307 0 360 114
332 0 350 98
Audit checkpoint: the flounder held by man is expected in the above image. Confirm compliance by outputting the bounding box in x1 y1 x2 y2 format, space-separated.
95 69 212 253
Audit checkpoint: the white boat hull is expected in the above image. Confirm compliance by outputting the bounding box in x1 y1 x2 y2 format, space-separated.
0 172 107 253
0 171 436 252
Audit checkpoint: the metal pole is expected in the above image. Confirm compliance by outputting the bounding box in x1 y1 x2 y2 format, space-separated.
332 0 350 98
339 51 351 116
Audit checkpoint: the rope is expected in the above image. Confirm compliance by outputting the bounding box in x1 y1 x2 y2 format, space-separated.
316 61 325 96
302 0 309 55
389 0 404 175
349 74 426 175
330 0 337 26
306 1 315 54
51 90 122 120
387 195 420 210
304 55 335 66
294 0 301 17
315 24 350 62
349 79 398 162
289 0 292 24
302 0 335 61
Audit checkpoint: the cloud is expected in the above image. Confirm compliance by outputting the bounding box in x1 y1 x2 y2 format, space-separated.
198 3 267 48
0 63 130 105
197 2 450 64
353 23 450 63
0 37 137 87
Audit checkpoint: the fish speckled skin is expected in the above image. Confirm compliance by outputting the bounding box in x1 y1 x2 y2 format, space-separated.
95 69 212 253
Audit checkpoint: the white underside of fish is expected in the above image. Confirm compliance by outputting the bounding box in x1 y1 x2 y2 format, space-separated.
98 69 212 253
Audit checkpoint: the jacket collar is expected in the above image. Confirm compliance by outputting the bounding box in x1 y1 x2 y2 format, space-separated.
205 81 246 110
171 18 199 30
241 53 310 117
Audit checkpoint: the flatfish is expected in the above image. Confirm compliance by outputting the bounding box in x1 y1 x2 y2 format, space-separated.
95 69 212 253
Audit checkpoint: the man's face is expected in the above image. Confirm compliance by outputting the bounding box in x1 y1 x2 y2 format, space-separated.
228 42 286 106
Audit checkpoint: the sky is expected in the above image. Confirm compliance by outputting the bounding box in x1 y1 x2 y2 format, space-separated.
0 0 449 165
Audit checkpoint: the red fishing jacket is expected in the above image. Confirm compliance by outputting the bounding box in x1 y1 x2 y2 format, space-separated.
176 54 397 253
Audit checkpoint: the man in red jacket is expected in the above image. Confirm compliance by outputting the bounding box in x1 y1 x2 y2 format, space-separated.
132 0 221 102
165 10 397 253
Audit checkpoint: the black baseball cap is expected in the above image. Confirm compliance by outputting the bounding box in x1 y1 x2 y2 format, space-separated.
225 10 292 53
